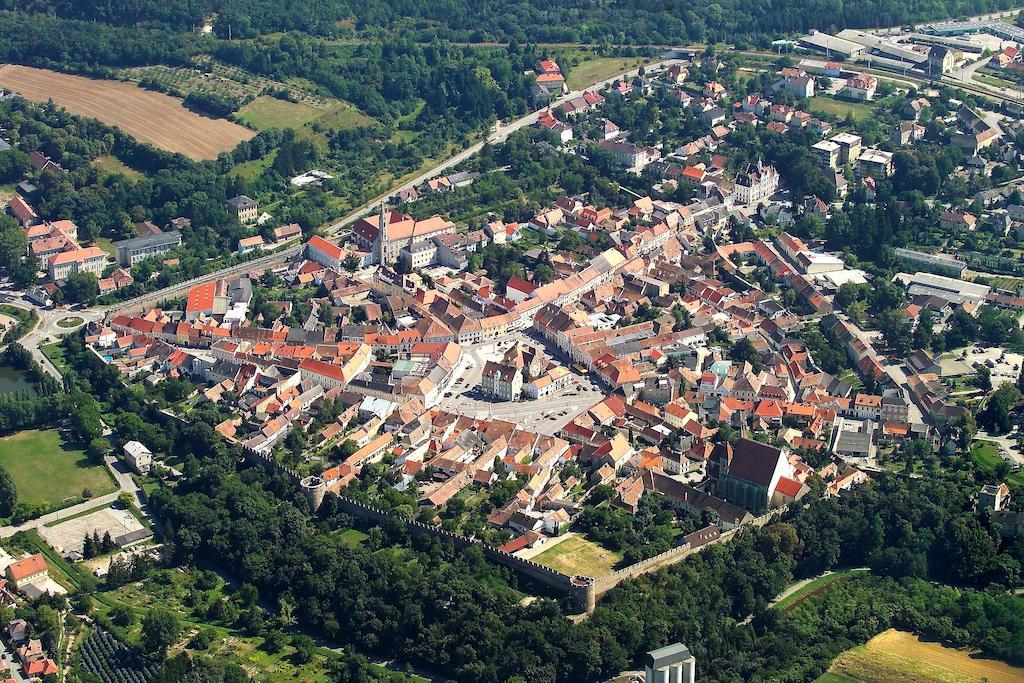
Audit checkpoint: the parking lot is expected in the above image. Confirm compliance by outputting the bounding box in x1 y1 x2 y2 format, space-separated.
939 344 1023 387
438 331 605 434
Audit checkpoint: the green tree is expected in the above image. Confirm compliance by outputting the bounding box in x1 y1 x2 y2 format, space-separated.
0 462 16 517
729 337 763 372
262 629 287 654
141 608 181 659
292 634 316 664
62 272 100 305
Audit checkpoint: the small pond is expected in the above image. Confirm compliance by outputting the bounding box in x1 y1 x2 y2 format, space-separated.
0 365 37 396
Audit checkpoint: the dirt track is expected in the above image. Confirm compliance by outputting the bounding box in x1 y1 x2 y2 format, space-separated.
0 64 255 160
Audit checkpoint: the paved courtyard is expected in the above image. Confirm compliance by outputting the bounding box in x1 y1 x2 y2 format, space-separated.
39 505 144 555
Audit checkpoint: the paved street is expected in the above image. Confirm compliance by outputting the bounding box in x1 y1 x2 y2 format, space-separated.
0 637 27 683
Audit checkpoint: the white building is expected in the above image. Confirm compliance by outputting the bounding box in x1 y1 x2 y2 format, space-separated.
48 247 106 282
122 440 153 475
732 162 779 206
842 73 878 100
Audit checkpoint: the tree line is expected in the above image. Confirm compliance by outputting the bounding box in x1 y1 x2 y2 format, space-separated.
4 0 1017 47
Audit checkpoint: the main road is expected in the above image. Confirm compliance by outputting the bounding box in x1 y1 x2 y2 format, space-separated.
322 56 684 237
105 56 684 315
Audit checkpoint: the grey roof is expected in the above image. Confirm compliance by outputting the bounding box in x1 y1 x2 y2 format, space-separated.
834 428 871 455
226 195 257 210
114 527 154 547
644 643 693 669
113 230 182 251
16 180 38 196
0 138 10 152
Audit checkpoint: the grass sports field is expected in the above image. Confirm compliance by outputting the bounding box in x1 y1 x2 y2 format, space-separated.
0 429 116 507
0 65 254 160
820 629 1024 683
532 535 622 577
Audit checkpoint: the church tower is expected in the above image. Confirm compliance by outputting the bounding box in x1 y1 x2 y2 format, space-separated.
374 201 387 265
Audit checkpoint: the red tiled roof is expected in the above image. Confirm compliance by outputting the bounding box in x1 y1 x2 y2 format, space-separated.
308 235 343 261
186 281 217 314
775 476 804 498
6 554 46 582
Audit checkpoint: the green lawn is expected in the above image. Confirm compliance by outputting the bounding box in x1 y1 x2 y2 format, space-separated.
94 237 117 259
565 55 652 90
310 101 374 131
0 429 116 507
0 304 37 344
338 528 369 547
532 535 622 578
970 440 1024 488
774 571 856 612
809 95 876 121
230 149 278 181
92 155 143 182
0 183 16 203
237 96 324 130
41 342 69 374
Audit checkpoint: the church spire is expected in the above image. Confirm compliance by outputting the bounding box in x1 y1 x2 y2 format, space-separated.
375 201 387 265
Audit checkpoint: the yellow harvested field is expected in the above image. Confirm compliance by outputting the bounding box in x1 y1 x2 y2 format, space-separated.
822 629 1024 683
0 65 255 160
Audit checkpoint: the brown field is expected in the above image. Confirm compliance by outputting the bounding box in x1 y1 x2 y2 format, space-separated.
0 65 255 160
820 629 1024 683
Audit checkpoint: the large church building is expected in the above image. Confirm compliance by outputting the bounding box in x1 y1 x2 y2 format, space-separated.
353 206 457 266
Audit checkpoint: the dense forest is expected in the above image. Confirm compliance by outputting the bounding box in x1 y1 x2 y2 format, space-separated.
2 0 1018 45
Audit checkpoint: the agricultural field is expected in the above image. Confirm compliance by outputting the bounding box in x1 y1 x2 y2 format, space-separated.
819 629 1024 683
532 534 622 577
0 64 255 160
808 95 876 120
0 428 116 507
77 628 159 683
121 59 333 109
